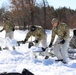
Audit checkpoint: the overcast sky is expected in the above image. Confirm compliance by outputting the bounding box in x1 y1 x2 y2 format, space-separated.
0 0 76 10
0 0 10 9
47 0 76 10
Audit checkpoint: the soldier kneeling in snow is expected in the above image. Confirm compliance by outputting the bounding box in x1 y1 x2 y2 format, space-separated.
69 29 76 49
49 18 70 63
0 15 15 50
18 25 49 59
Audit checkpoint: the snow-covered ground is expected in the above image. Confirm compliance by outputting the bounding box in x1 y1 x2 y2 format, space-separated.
0 29 76 75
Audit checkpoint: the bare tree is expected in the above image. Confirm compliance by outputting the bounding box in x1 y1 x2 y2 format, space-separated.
26 0 36 25
10 0 36 29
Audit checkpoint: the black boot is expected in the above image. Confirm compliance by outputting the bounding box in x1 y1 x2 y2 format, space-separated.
42 47 46 51
45 56 49 59
55 59 63 61
0 46 2 50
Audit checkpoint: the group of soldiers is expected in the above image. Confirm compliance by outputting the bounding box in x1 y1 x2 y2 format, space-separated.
0 16 76 64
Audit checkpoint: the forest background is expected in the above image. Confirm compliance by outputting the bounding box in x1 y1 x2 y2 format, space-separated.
0 0 76 30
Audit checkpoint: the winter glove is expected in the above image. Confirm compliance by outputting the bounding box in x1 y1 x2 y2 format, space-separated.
17 41 24 46
33 40 39 43
17 39 27 46
49 43 52 47
28 42 34 48
22 39 27 44
42 47 46 51
59 39 65 44
12 28 15 31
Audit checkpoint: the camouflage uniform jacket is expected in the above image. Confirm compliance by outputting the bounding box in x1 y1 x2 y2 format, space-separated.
50 22 69 44
25 27 46 41
69 35 76 49
3 19 15 33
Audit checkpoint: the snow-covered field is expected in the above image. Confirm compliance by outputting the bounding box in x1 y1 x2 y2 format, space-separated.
0 29 76 75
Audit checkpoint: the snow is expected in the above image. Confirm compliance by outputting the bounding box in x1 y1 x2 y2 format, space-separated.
0 29 76 75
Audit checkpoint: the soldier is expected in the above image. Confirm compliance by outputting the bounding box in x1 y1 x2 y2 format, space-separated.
49 18 70 63
0 16 15 39
18 25 49 59
0 16 15 50
69 29 76 49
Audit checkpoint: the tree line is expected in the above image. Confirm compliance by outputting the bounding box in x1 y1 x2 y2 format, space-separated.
0 0 76 30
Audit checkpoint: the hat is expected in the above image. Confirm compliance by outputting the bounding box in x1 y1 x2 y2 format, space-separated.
30 25 37 31
51 18 58 24
73 29 76 36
